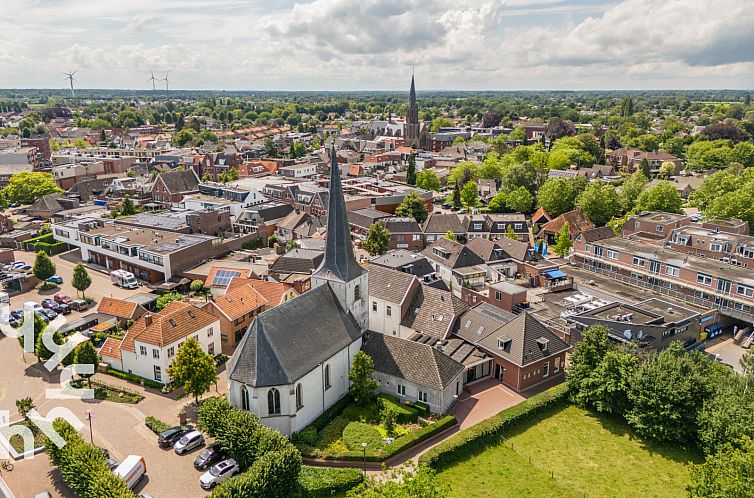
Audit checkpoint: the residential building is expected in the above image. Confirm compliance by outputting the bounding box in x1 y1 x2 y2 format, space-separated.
540 209 595 245
362 333 464 414
622 211 691 239
203 282 268 352
422 213 465 244
150 169 200 206
97 297 147 327
99 301 221 384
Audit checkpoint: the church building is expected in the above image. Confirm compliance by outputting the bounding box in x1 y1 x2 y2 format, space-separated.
226 144 367 436
403 74 429 150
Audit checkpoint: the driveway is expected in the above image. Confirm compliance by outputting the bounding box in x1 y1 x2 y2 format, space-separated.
455 378 525 429
706 337 747 373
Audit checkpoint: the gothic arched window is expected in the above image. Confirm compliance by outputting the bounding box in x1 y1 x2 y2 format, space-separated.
324 364 331 390
354 284 361 301
241 385 250 411
267 388 281 415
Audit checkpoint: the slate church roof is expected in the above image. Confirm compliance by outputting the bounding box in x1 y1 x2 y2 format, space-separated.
313 144 365 283
226 284 362 387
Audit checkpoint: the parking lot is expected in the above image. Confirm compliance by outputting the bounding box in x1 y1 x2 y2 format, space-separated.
0 249 225 497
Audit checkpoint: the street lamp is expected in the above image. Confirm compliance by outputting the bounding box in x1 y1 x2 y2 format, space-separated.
361 442 368 476
85 410 93 445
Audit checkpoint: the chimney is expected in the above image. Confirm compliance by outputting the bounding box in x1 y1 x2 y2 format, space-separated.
144 313 153 326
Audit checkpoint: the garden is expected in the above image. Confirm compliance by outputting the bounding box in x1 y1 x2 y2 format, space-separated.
293 393 456 461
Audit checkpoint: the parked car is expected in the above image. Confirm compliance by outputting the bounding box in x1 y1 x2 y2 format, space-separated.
199 459 239 490
57 303 71 315
20 265 32 271
174 430 204 455
157 425 194 448
54 294 73 305
10 309 23 320
46 275 63 284
41 299 57 309
69 300 89 311
39 309 57 321
9 262 24 270
194 443 225 470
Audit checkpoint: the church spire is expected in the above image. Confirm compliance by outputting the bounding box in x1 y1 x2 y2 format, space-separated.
409 73 416 106
313 144 365 283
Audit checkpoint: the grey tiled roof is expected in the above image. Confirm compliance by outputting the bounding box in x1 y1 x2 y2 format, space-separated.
155 169 199 194
475 312 571 367
348 208 391 230
367 265 417 306
402 285 469 340
422 237 485 269
227 284 363 387
422 213 465 235
269 249 324 275
313 145 366 283
362 333 463 391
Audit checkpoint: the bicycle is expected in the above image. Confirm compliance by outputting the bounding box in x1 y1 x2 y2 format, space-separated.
1 459 13 471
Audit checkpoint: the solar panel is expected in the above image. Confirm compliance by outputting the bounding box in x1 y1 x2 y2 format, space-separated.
212 269 242 286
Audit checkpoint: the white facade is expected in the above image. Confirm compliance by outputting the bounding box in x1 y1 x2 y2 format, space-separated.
228 339 361 435
115 318 220 384
312 271 369 330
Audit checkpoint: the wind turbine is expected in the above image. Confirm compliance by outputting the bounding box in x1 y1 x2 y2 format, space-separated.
162 72 170 91
63 70 77 97
148 70 158 91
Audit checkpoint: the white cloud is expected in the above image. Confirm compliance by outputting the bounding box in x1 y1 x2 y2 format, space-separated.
0 0 752 90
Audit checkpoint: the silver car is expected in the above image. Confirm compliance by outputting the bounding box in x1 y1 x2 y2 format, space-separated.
174 430 204 455
199 458 239 489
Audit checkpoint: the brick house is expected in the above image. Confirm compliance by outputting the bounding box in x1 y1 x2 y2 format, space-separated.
203 282 267 352
150 169 200 206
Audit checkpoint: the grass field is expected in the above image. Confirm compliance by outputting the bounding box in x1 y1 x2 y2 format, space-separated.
437 404 702 498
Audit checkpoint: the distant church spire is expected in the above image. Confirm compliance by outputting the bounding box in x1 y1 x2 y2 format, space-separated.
313 144 365 283
404 72 420 148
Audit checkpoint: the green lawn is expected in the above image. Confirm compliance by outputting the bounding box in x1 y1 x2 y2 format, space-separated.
437 404 702 498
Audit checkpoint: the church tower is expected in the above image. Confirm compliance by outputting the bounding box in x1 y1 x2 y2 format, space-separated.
311 145 369 329
403 74 420 148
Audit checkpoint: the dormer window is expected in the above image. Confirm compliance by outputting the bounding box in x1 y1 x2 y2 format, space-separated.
536 337 550 354
497 337 512 352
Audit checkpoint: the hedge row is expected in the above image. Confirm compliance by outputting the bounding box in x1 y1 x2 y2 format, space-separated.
22 232 55 250
35 241 69 255
295 466 363 497
419 383 569 470
145 416 171 435
45 419 134 498
307 393 354 433
106 367 163 389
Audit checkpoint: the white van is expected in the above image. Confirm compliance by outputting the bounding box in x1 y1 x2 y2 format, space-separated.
0 291 9 304
113 455 146 489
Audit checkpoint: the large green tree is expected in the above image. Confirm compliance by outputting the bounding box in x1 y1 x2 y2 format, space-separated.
697 374 754 455
505 185 534 214
71 263 91 299
576 182 622 226
2 171 62 204
348 351 378 406
415 169 440 191
537 177 587 218
619 171 649 213
395 191 428 223
688 436 754 498
363 222 390 256
460 181 479 209
552 222 572 257
168 338 218 403
626 342 719 444
567 324 611 406
33 250 56 281
74 341 99 387
156 291 183 310
405 154 416 185
634 181 683 214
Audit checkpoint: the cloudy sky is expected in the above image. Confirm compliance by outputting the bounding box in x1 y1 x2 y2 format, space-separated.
1 0 753 90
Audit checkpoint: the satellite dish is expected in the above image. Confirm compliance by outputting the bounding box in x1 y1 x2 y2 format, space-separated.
636 330 644 340
623 330 632 340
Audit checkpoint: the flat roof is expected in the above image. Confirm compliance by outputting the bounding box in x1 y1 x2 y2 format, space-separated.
633 211 689 223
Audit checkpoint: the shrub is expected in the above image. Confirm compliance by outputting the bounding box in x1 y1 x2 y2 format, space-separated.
212 444 301 498
145 416 171 435
411 401 431 417
295 466 363 497
342 422 383 453
382 407 397 438
420 383 568 470
381 415 456 460
377 393 418 423
306 394 353 433
292 426 319 448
